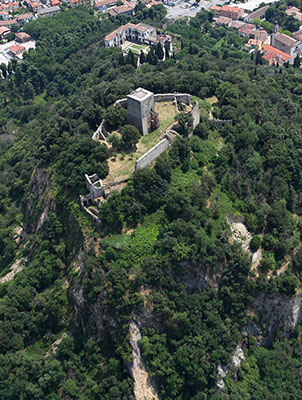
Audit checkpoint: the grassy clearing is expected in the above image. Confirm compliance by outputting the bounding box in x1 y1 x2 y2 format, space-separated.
102 233 131 250
205 96 218 105
123 210 165 263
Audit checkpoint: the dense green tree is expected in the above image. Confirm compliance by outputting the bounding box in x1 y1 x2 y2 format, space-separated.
120 124 141 148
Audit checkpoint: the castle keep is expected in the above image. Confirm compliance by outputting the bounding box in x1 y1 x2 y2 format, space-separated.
127 88 158 135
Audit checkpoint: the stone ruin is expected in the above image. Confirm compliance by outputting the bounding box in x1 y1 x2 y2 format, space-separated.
80 173 104 208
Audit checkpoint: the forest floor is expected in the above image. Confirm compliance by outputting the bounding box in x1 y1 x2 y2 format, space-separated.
103 102 177 185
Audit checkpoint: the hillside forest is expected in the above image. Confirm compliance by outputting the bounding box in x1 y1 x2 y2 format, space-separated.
1 4 302 399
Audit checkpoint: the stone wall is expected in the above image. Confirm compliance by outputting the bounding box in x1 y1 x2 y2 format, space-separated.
135 139 170 170
114 98 127 108
191 100 200 129
154 93 191 105
92 120 110 141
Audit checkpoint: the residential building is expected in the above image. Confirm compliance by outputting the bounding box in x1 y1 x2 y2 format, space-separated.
285 6 302 21
238 23 255 37
50 0 60 6
28 2 42 12
215 16 231 26
228 20 245 29
15 31 31 43
262 44 293 65
219 5 244 20
250 29 269 44
108 2 136 16
7 2 19 10
0 26 10 40
0 11 9 20
8 43 25 59
17 13 34 23
37 5 60 16
94 0 118 12
246 38 262 51
0 19 18 27
209 5 222 15
244 5 269 23
293 30 302 41
104 22 172 50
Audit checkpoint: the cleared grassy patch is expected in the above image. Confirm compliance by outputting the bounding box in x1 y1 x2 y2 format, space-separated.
205 96 218 105
123 210 165 263
102 233 131 250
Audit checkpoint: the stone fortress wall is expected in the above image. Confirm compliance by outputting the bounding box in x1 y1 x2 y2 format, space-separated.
135 139 170 170
191 101 200 130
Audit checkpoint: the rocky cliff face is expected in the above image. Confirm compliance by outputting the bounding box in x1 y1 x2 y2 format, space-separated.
24 167 53 234
244 293 302 345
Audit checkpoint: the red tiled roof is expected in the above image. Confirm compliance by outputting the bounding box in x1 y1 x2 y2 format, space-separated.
238 23 255 35
95 0 117 6
216 16 231 24
17 13 34 20
221 5 242 13
0 26 10 35
262 44 292 64
108 2 135 15
9 44 25 53
0 19 18 26
209 5 221 12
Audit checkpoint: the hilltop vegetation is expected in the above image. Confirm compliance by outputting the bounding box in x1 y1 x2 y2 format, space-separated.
2 6 302 400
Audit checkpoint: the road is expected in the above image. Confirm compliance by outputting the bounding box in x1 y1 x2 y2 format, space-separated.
165 0 228 19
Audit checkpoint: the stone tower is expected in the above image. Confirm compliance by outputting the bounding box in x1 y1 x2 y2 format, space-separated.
127 88 155 136
271 21 279 47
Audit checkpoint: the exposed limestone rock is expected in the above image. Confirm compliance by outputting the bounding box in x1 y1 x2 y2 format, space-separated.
232 345 245 368
217 364 228 390
244 293 302 345
46 332 67 357
13 226 26 245
129 321 158 400
228 217 253 253
0 257 27 284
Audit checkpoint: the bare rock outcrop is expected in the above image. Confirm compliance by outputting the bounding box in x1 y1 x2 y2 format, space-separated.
244 293 302 345
129 321 158 400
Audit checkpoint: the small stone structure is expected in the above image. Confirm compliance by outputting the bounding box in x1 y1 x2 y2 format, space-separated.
80 173 104 207
135 139 170 170
127 88 157 136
